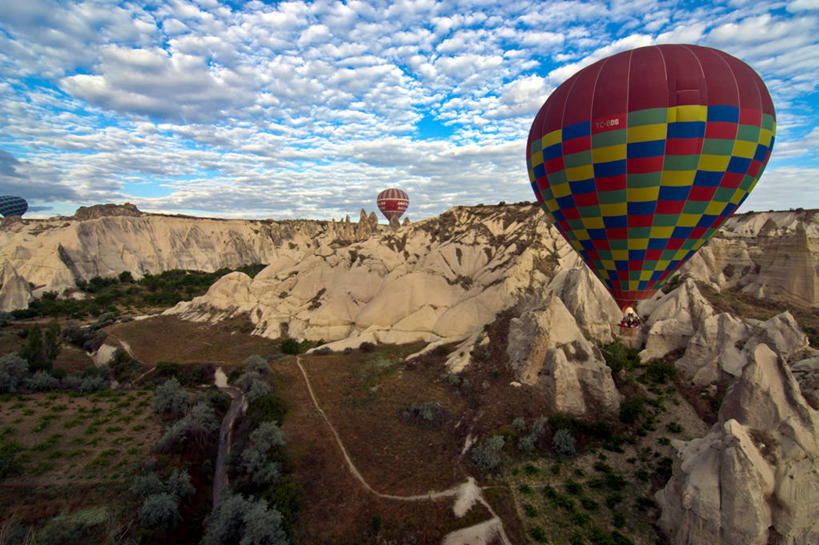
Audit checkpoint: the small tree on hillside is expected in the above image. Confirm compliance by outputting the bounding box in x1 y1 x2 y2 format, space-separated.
19 324 48 372
153 377 188 417
43 320 61 364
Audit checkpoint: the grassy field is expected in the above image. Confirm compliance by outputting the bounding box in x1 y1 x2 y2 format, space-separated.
0 389 163 541
0 389 160 486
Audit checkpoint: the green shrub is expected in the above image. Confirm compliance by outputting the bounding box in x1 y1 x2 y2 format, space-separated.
523 503 537 517
0 440 25 478
605 493 623 508
201 494 287 545
471 435 504 471
553 428 576 457
249 393 288 424
619 396 645 424
26 371 59 392
358 341 376 353
644 361 676 384
581 497 599 511
528 526 547 543
666 421 683 433
601 340 640 374
401 402 451 428
280 338 308 355
564 479 582 495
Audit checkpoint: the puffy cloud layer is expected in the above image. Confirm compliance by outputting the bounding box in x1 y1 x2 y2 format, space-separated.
0 0 817 219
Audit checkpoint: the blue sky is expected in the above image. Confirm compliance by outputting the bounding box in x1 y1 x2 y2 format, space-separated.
0 0 817 220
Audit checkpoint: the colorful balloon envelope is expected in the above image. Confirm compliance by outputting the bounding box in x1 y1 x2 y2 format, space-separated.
0 196 28 217
526 44 775 311
377 188 409 221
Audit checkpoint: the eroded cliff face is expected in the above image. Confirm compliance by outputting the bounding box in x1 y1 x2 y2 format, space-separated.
684 210 819 309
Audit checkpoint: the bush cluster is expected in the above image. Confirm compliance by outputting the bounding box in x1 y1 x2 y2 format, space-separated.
517 416 547 453
132 469 195 530
400 402 451 428
11 264 267 320
552 428 577 457
201 493 287 545
471 435 505 471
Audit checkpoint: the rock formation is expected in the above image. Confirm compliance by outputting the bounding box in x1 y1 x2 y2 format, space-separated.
684 210 819 309
657 343 819 545
638 279 714 362
73 202 142 220
506 294 621 416
0 261 33 312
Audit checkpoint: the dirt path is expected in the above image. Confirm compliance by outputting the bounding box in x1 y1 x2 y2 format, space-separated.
294 357 512 545
212 368 245 508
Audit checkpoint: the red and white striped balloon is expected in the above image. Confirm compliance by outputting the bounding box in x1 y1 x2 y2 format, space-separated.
376 188 409 221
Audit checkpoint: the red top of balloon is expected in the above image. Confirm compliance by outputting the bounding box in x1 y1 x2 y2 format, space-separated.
377 188 409 221
526 44 775 312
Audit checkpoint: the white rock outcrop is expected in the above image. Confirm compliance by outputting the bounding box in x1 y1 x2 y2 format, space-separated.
683 210 819 308
506 294 621 417
547 265 622 344
657 343 819 545
639 279 714 362
0 261 33 313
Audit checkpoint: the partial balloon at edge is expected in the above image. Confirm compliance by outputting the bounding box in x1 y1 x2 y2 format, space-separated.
377 188 409 221
525 44 775 312
0 196 28 217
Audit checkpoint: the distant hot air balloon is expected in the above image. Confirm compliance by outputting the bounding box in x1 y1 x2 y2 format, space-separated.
0 196 28 217
377 188 409 221
526 44 775 312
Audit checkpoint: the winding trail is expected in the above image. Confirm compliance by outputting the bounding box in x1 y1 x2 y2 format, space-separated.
294 356 512 545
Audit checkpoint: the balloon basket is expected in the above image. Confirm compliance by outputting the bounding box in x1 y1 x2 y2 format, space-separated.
618 325 639 337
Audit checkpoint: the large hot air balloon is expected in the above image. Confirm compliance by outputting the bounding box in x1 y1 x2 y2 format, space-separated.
377 188 409 221
526 44 775 312
0 196 28 217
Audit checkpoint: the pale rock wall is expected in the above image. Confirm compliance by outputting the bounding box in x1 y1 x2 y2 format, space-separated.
683 210 819 308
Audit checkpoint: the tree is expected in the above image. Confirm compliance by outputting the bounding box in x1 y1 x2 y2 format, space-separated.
19 324 48 373
43 320 61 364
0 354 28 393
138 493 178 529
153 377 188 416
471 435 505 471
238 422 285 488
201 493 287 545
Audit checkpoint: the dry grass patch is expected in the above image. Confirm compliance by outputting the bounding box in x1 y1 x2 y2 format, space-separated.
107 315 281 367
272 351 510 544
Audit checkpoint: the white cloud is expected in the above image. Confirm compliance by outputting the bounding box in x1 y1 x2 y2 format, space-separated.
0 0 816 219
